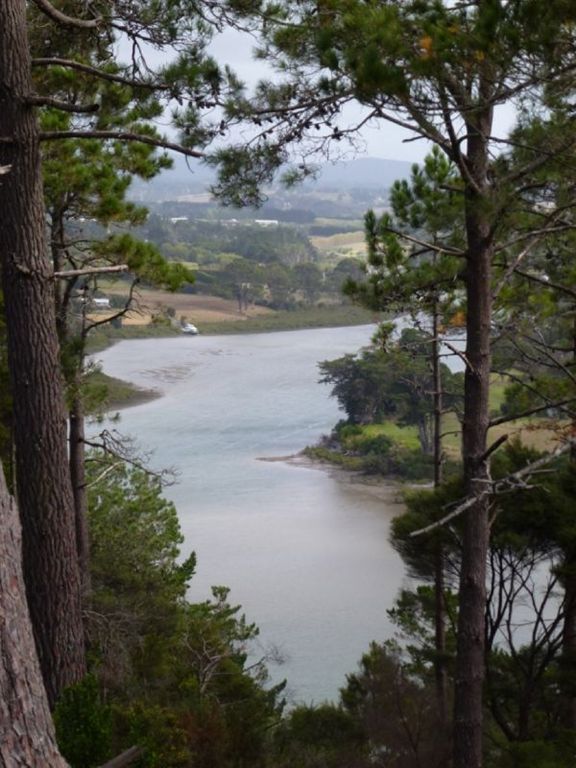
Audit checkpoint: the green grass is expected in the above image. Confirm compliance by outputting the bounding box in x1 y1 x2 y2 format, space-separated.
84 370 159 412
349 422 421 451
86 322 180 353
193 304 377 335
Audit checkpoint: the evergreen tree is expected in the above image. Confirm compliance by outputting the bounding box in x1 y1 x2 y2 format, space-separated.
212 5 576 763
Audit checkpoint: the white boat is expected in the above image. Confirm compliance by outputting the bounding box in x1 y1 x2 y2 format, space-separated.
181 323 199 335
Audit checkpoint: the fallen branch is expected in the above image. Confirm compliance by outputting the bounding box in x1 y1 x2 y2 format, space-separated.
54 264 128 278
98 746 143 768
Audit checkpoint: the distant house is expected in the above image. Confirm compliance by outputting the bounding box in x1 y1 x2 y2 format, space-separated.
92 297 111 309
254 219 279 227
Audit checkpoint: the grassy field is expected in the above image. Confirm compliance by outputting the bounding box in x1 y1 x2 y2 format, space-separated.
197 304 377 335
87 294 378 347
310 230 367 260
93 285 275 326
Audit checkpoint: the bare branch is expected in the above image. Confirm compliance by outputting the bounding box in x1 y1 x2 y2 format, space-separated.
385 226 464 257
83 280 138 336
514 267 576 301
85 461 125 489
489 397 576 427
479 434 509 463
97 746 143 768
54 264 128 279
84 430 175 486
442 338 474 373
410 441 572 538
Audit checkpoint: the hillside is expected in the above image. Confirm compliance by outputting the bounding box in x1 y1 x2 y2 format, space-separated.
130 154 413 204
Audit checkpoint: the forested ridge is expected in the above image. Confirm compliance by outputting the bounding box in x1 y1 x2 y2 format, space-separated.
2 0 576 767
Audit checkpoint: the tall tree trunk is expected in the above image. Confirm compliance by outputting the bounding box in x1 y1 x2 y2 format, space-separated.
51 207 92 594
453 117 493 768
0 0 86 708
70 390 91 594
432 295 448 725
0 461 69 767
560 314 576 728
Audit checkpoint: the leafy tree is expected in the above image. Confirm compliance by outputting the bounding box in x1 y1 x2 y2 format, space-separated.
272 703 364 768
220 258 265 312
340 642 450 768
293 262 323 303
320 328 463 454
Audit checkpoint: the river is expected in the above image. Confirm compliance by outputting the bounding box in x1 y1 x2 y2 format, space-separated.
95 325 409 704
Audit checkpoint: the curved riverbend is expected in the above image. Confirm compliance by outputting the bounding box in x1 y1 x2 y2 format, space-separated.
95 326 409 703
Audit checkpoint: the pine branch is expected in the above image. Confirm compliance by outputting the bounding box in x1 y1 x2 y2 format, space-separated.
39 130 203 158
31 0 101 28
32 58 167 90
27 95 99 113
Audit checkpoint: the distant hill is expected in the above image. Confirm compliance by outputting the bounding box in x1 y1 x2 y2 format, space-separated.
130 154 414 203
306 157 413 190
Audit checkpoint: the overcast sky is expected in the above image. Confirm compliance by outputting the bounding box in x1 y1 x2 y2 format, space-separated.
208 28 518 164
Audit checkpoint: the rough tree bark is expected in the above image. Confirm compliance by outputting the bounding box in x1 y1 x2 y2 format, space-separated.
69 392 91 594
0 462 69 767
453 111 494 768
0 0 86 707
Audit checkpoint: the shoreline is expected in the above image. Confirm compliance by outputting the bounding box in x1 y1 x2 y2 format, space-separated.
257 452 407 505
92 319 377 411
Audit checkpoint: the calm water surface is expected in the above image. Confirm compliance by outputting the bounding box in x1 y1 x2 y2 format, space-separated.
96 325 408 703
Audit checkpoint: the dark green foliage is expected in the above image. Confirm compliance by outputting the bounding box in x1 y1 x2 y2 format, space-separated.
54 676 113 767
76 457 283 768
340 642 451 768
391 480 463 580
492 736 576 768
272 704 364 768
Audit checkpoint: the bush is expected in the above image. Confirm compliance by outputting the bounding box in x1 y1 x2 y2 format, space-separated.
54 676 113 767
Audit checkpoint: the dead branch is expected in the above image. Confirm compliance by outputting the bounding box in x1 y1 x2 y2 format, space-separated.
489 397 576 428
84 430 176 486
98 746 143 768
410 440 572 538
54 264 128 279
